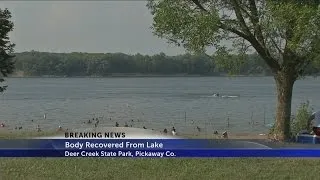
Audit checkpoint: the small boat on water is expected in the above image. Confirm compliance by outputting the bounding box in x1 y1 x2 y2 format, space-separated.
213 93 220 97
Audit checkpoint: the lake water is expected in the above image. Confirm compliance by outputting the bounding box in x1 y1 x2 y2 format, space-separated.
0 77 319 135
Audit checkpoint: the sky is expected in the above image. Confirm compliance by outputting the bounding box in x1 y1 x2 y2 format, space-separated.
0 1 189 55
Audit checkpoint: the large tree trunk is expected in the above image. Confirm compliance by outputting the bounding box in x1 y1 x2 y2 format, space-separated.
273 71 296 141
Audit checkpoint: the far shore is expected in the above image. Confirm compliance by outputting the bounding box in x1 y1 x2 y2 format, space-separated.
8 73 273 78
8 74 320 79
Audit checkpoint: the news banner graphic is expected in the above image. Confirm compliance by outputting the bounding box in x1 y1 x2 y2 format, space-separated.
0 128 320 157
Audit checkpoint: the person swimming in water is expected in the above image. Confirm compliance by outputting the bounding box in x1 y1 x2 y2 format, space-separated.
163 128 168 134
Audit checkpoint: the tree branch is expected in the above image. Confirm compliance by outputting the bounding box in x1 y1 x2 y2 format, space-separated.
219 22 280 71
189 0 280 72
247 0 265 45
218 23 250 40
270 37 283 55
191 0 208 12
230 0 252 35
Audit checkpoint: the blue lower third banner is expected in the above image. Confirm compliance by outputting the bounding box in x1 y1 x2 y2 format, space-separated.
1 149 320 157
0 139 320 157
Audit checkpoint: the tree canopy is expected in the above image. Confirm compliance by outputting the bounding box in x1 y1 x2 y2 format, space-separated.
147 0 320 140
147 0 320 76
0 8 15 92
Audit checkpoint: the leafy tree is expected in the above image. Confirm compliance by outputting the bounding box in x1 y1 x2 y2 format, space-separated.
147 0 320 140
0 8 15 92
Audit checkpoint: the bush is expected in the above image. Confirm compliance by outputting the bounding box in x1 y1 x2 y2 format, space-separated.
290 101 313 138
268 101 313 140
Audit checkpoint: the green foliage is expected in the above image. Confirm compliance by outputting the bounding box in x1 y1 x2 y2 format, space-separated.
149 0 220 53
264 1 320 73
267 1 320 50
0 8 15 92
290 101 313 137
214 47 248 75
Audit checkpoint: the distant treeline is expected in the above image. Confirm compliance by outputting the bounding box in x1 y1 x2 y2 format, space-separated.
12 51 320 77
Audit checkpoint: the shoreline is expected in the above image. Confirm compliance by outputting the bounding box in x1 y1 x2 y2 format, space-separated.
8 74 319 78
0 129 269 140
8 74 273 78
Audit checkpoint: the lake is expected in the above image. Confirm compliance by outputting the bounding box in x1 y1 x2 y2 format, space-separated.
0 77 319 135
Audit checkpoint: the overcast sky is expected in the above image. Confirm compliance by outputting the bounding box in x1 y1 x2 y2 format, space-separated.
0 1 189 55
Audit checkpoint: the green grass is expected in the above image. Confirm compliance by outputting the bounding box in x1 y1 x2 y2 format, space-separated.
0 132 320 180
1 158 320 180
0 130 61 139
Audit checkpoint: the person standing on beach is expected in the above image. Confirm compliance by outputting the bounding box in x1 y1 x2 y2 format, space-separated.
94 118 99 128
309 110 320 136
171 127 176 136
